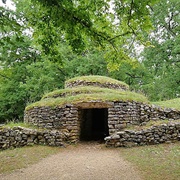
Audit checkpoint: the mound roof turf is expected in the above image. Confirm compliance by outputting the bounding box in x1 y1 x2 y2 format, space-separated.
42 86 130 99
26 87 149 110
25 75 150 111
65 75 129 88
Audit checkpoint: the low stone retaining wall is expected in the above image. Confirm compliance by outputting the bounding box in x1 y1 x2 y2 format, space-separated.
1 122 180 150
0 127 66 150
105 122 180 147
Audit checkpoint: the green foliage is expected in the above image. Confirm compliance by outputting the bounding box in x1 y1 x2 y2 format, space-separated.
22 60 65 102
1 0 179 122
0 74 27 121
14 0 157 68
137 0 180 101
63 50 108 78
0 60 65 122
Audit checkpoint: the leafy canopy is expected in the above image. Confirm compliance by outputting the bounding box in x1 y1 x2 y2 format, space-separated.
13 0 158 69
138 0 180 100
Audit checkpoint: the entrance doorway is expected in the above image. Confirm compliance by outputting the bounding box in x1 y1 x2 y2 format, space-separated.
80 108 109 141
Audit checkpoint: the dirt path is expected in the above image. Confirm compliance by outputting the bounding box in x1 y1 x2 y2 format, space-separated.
0 142 142 180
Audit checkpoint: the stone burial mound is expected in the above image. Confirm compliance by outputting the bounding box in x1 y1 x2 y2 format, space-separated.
0 76 180 149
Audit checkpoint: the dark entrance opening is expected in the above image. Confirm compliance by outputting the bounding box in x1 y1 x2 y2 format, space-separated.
80 108 109 141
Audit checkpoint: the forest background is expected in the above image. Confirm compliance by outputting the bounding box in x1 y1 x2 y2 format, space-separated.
0 0 179 122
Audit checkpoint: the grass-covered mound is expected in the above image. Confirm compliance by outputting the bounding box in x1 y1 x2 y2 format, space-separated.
152 98 180 110
26 76 148 110
65 75 129 89
42 86 134 99
26 75 180 111
26 86 148 110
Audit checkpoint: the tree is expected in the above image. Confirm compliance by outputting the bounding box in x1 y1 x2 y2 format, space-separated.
0 1 66 122
138 0 180 100
64 50 108 78
0 0 165 122
12 0 158 68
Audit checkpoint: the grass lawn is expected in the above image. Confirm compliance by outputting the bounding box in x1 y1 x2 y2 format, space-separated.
119 142 180 180
152 98 180 110
0 145 60 174
1 122 38 129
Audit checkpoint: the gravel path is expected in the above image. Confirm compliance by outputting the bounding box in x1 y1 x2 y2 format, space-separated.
0 143 142 180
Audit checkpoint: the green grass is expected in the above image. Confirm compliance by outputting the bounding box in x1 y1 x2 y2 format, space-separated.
119 142 180 180
42 86 143 99
26 75 150 110
65 75 129 88
125 119 180 131
26 89 149 110
1 122 38 130
152 98 180 110
0 145 60 174
42 86 114 99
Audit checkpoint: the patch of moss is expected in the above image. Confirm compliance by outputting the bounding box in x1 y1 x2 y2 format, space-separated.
65 75 129 88
152 98 180 110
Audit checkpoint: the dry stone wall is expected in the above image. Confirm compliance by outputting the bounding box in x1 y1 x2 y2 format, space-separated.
105 122 180 147
65 80 129 91
24 101 180 143
0 127 65 150
108 102 141 134
24 105 80 142
108 101 180 134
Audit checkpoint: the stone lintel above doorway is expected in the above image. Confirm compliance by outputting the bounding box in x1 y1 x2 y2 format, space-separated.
76 101 113 109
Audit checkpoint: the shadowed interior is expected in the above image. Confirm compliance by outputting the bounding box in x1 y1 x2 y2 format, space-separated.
80 108 109 141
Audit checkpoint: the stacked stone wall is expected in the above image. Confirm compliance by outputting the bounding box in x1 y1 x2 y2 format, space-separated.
0 127 66 150
108 102 141 134
105 122 180 147
108 102 180 134
1 122 179 150
24 105 79 142
140 104 180 121
65 80 129 91
24 101 180 142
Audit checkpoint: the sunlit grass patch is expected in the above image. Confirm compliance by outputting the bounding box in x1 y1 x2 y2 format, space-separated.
119 142 180 180
65 75 129 88
152 98 180 110
0 145 60 174
1 122 38 129
125 119 180 131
